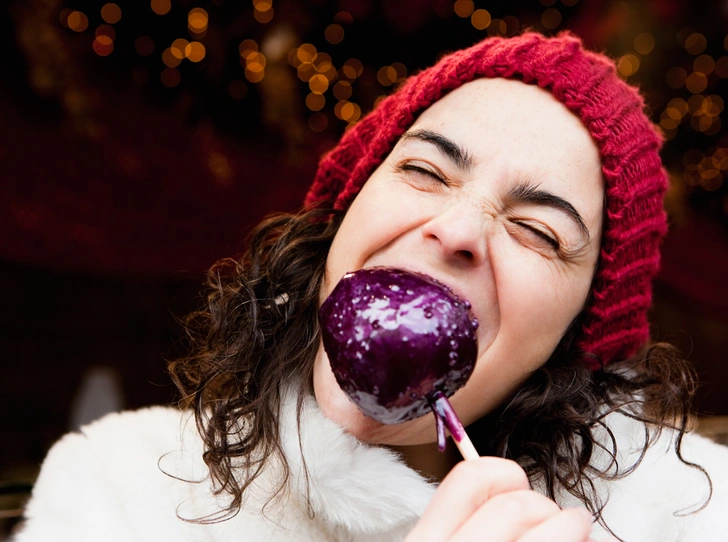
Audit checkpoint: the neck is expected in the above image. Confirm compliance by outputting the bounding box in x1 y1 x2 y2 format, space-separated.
388 438 461 482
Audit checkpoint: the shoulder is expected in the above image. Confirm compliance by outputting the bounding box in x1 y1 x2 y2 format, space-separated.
14 407 198 542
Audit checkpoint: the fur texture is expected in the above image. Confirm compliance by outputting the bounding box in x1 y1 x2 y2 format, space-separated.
13 392 728 541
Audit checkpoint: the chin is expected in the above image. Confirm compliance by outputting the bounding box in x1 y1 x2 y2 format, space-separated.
316 380 440 446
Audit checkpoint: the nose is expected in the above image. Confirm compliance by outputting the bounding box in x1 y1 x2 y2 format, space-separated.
421 200 488 266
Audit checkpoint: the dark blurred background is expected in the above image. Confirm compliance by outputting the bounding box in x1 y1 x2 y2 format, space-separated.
2 0 727 534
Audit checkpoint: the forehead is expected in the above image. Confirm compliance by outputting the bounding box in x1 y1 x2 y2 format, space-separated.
410 78 597 162
404 78 604 222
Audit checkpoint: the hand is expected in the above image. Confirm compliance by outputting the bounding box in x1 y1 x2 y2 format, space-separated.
405 457 605 542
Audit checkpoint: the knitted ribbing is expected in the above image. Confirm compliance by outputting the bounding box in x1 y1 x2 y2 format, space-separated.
305 32 668 369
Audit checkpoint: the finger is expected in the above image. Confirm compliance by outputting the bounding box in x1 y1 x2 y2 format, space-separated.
450 489 561 542
515 507 594 542
405 457 530 542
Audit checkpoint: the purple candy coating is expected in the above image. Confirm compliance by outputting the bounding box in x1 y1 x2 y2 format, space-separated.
319 268 478 425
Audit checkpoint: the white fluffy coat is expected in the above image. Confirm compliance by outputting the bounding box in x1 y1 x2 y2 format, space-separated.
13 391 728 541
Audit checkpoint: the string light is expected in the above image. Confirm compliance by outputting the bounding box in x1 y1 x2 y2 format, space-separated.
48 0 726 210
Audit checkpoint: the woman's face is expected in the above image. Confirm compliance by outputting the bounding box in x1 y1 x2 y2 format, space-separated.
313 78 604 446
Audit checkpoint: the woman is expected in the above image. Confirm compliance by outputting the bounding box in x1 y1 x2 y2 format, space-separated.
15 32 728 542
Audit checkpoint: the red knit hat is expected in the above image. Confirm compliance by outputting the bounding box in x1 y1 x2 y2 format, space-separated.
305 32 668 370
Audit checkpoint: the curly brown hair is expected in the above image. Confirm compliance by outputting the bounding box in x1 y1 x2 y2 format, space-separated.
168 206 710 537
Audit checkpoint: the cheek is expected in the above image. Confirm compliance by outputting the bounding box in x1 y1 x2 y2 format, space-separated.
451 245 593 425
324 179 432 294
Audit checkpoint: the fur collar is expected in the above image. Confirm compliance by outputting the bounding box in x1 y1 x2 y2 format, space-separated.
15 388 728 542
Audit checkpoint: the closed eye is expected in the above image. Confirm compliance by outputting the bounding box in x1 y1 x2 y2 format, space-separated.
513 220 560 250
399 162 447 184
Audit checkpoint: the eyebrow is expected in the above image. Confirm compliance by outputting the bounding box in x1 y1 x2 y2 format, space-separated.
401 129 474 172
508 180 591 242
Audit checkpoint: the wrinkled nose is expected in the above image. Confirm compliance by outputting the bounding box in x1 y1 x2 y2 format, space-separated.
421 201 488 266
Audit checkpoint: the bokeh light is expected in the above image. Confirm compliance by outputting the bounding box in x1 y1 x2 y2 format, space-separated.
67 11 89 32
306 92 325 111
377 66 398 87
684 33 707 55
471 9 491 31
666 66 687 88
325 24 344 45
454 0 474 18
541 8 562 29
160 67 180 87
96 24 116 41
254 0 274 24
185 42 206 63
135 36 155 56
100 3 122 24
309 74 329 94
715 56 728 78
171 39 190 60
188 8 208 35
309 112 328 132
634 32 655 55
162 47 181 68
93 35 114 57
617 53 641 77
694 55 715 75
487 18 507 36
333 81 352 100
151 0 171 16
686 72 708 94
341 58 363 80
239 39 258 59
228 80 247 100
